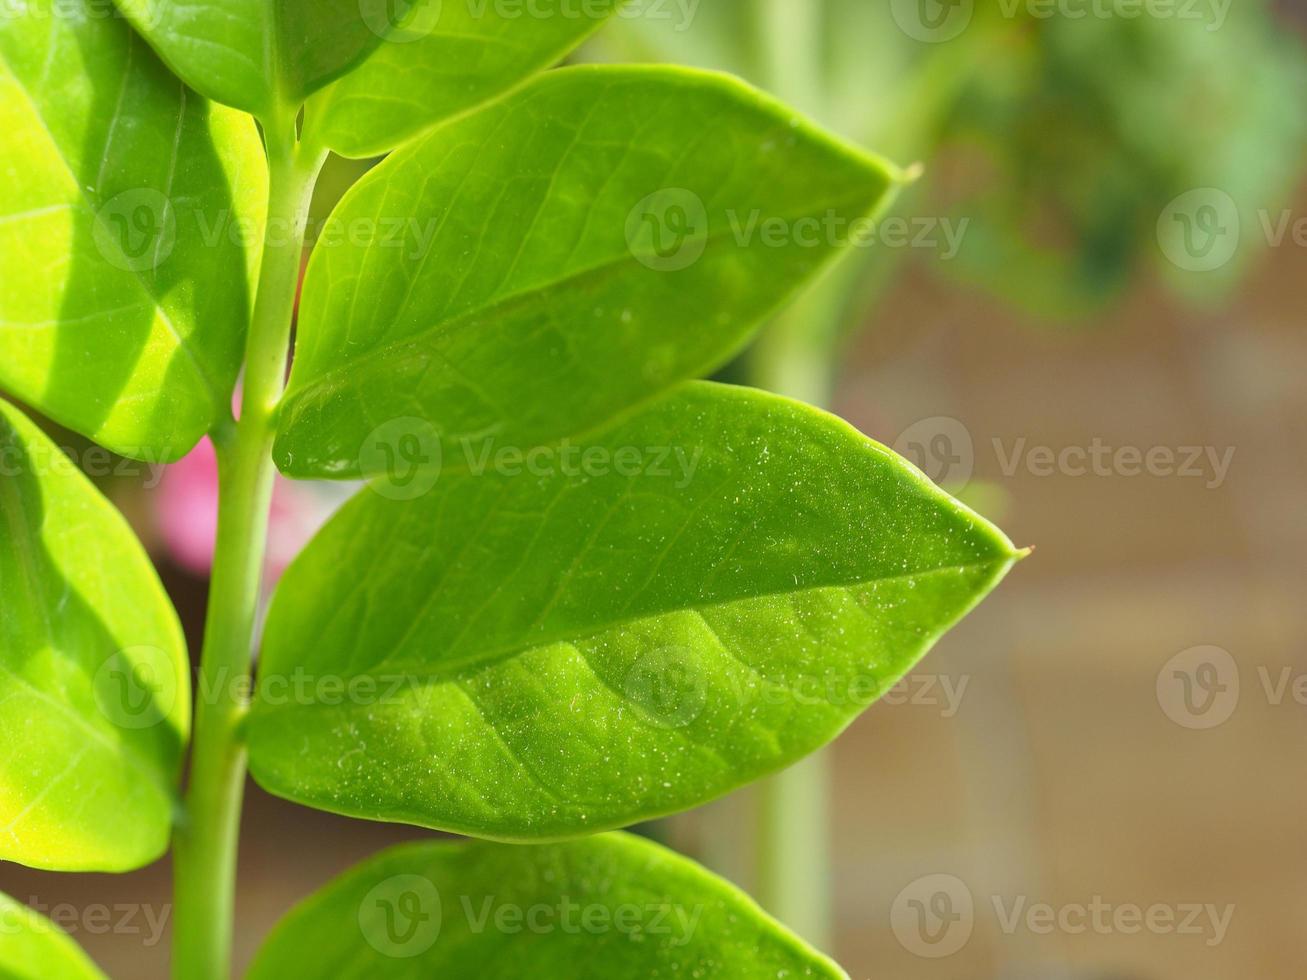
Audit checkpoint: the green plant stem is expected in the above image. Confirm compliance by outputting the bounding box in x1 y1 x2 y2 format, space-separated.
757 754 832 948
749 258 862 408
748 270 847 951
756 0 824 118
172 117 323 980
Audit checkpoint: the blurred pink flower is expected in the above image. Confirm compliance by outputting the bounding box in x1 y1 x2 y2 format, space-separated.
153 436 220 578
153 436 354 584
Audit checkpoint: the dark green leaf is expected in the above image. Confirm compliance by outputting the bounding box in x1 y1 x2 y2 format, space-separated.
112 0 397 118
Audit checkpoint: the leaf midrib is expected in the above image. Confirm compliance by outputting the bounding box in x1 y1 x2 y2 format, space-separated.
258 555 1013 703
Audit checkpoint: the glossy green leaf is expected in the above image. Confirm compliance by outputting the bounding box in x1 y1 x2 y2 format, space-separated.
0 401 189 872
250 382 1020 840
0 893 105 980
111 0 397 119
304 0 623 158
0 1 266 461
275 65 904 480
247 832 846 979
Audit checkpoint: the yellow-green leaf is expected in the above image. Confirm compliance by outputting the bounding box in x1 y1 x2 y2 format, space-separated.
0 400 188 872
0 1 266 460
0 892 106 980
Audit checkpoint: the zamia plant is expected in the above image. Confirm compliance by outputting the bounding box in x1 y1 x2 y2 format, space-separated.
0 2 1024 977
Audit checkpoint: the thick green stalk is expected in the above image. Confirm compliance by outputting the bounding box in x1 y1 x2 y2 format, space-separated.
171 117 323 980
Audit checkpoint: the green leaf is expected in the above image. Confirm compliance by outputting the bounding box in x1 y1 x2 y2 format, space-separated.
246 832 847 979
250 382 1020 840
0 892 106 980
275 65 904 480
0 401 189 872
0 1 266 461
112 0 396 119
304 0 623 158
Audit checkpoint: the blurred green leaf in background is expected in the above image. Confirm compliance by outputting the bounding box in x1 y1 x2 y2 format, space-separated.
598 0 1307 327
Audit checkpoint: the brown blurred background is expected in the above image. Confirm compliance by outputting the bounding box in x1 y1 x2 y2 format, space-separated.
3 2 1306 978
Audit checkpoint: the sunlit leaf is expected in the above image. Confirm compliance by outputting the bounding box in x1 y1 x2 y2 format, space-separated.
0 892 106 980
0 400 189 872
0 1 265 460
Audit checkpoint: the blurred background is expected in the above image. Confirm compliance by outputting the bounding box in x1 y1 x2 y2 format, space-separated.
3 1 1306 977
